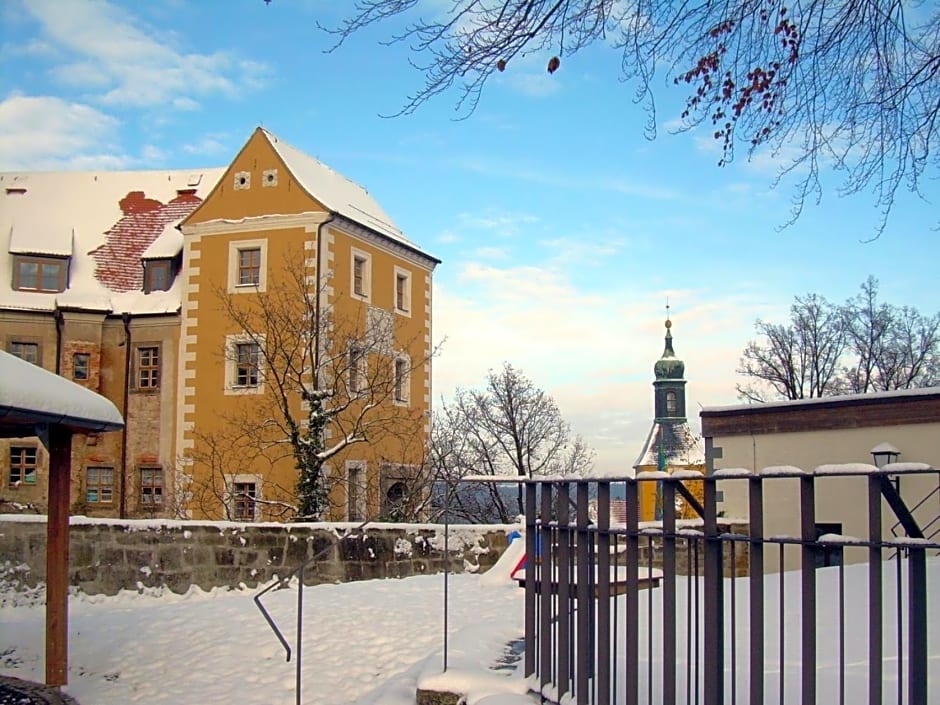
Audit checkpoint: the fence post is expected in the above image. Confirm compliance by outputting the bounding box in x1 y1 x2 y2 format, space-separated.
748 476 765 705
624 479 640 705
662 480 678 705
525 481 537 678
596 481 611 705
703 476 724 705
909 546 928 705
868 476 883 705
575 481 591 703
799 474 817 705
540 482 554 695
558 482 572 700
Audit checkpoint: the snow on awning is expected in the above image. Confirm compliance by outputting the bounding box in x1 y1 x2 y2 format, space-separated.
0 351 124 436
141 221 183 260
9 217 74 257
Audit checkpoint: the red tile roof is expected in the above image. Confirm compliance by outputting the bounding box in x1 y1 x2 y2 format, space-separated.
91 191 203 292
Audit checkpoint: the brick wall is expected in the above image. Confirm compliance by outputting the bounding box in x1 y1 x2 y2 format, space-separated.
0 517 515 596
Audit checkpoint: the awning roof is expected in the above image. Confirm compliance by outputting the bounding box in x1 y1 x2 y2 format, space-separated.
0 350 124 436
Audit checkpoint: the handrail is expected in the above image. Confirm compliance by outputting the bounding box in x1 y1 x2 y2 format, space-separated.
253 517 374 705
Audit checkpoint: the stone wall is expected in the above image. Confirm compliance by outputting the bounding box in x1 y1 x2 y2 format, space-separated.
0 516 516 596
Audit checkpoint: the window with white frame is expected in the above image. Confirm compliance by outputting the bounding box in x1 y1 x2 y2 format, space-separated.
346 461 367 521
227 239 268 293
350 248 371 301
393 356 410 405
348 342 366 395
227 474 261 521
393 266 411 315
225 334 264 394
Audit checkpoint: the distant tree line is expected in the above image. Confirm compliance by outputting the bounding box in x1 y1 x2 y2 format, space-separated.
738 277 939 402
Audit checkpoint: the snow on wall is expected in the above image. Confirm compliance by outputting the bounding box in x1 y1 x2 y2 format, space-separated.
0 517 516 597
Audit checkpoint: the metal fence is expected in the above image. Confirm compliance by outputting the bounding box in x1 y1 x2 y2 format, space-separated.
518 467 940 705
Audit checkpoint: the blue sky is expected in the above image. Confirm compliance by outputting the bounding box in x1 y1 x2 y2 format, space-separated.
1 0 938 473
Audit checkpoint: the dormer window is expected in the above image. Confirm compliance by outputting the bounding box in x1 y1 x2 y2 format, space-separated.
143 259 174 293
13 255 68 293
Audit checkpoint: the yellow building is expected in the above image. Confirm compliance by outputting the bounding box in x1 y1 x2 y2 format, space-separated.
633 317 705 520
178 128 439 521
0 128 438 522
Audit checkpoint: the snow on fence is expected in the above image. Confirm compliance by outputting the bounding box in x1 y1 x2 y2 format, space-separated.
511 465 940 705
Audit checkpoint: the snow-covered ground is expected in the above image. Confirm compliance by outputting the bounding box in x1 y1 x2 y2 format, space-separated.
2 549 938 705
0 572 527 705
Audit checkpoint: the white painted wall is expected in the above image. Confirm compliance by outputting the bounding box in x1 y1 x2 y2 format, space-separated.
712 422 940 570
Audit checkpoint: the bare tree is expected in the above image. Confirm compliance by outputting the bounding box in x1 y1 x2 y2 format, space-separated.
305 0 940 234
843 276 940 392
430 363 594 521
184 249 433 521
737 293 846 401
738 278 939 401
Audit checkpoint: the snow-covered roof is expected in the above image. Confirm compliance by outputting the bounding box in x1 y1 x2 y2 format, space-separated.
633 421 705 469
260 128 415 247
0 168 223 315
0 350 124 434
701 386 940 415
141 221 184 260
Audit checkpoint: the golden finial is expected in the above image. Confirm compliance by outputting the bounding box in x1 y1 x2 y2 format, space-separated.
665 298 672 329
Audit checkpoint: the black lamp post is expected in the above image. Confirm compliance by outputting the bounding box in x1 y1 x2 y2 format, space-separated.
871 442 902 491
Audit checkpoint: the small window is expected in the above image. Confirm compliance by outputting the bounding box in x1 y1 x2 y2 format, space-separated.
140 467 163 506
73 352 90 380
9 447 38 487
144 260 173 293
350 249 371 300
227 239 267 293
348 343 364 394
394 267 411 314
136 346 160 390
347 462 367 522
237 248 261 286
13 255 67 293
9 341 40 365
233 481 257 521
666 391 678 414
86 466 114 503
354 257 366 296
235 342 261 387
393 357 409 404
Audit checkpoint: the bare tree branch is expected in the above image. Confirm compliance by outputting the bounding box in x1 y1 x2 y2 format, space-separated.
303 0 940 236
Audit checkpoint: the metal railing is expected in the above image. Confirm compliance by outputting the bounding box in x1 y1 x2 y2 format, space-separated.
516 467 940 705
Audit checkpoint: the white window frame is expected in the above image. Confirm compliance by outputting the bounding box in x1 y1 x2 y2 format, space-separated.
350 248 372 302
392 354 410 406
224 333 265 395
345 461 368 522
227 238 268 293
226 473 262 522
393 266 412 317
347 341 367 396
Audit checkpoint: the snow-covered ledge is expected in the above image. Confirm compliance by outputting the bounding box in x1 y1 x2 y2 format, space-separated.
0 516 517 598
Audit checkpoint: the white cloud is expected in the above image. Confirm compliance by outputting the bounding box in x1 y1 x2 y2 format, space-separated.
0 94 127 170
473 246 510 260
504 70 561 98
21 0 268 109
181 134 231 157
432 262 769 474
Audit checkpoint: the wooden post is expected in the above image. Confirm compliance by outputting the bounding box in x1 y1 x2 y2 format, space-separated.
45 425 72 687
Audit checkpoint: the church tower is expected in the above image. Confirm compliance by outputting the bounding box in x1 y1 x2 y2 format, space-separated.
634 314 705 520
